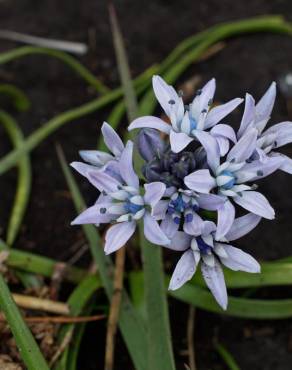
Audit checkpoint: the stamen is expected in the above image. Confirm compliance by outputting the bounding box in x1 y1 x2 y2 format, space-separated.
185 213 193 223
173 216 180 225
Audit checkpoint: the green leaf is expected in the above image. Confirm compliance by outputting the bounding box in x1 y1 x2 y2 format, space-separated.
0 110 32 246
139 230 175 370
0 273 49 369
215 342 241 370
0 46 109 94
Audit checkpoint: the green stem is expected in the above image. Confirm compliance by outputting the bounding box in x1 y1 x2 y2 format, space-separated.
0 46 109 94
0 84 30 111
215 342 241 370
0 273 50 369
140 234 175 370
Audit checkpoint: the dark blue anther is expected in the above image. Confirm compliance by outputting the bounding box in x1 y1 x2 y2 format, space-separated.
192 204 199 212
185 213 193 223
173 217 180 225
197 236 212 255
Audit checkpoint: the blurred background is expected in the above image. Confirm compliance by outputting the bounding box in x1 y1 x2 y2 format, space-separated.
1 1 292 369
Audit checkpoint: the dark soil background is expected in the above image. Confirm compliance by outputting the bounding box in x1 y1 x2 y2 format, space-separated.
1 0 292 369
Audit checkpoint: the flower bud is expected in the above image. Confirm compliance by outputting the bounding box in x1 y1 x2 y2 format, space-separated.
136 128 165 161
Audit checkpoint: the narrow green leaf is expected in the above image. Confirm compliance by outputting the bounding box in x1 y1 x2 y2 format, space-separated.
57 146 148 370
109 3 138 121
0 46 109 94
0 239 87 283
215 342 241 370
0 84 30 111
0 273 49 369
139 231 175 370
0 110 32 246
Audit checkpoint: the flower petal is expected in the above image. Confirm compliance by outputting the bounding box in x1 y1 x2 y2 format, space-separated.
71 204 113 225
264 121 292 148
152 200 168 220
205 98 243 128
169 250 197 290
215 200 235 241
238 93 255 138
225 213 261 241
119 141 139 189
191 78 216 119
184 169 216 194
168 231 192 251
70 161 97 177
104 221 136 254
88 170 121 193
278 153 292 174
128 116 171 134
215 136 230 156
183 213 204 236
238 156 284 182
144 181 166 208
233 191 275 219
152 75 179 116
143 212 170 245
101 122 124 157
256 82 276 124
170 130 194 153
201 259 228 310
197 193 225 211
160 214 179 239
219 244 261 273
79 150 114 166
227 128 258 163
194 130 220 172
211 124 237 142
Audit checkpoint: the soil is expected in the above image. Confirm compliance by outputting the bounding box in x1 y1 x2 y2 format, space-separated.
1 0 292 369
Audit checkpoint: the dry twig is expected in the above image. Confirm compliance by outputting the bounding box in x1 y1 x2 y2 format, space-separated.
187 306 197 370
0 313 105 324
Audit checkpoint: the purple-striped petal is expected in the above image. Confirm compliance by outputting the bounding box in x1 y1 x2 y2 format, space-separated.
218 244 261 273
205 98 243 129
225 213 261 241
128 116 171 134
168 232 192 251
215 200 235 240
143 212 170 245
184 169 216 194
238 93 255 138
104 221 136 254
119 141 139 189
233 191 275 219
70 161 97 177
227 128 258 163
238 156 284 182
211 124 237 142
101 122 124 157
79 150 113 166
201 259 227 310
215 136 230 156
144 181 166 208
169 250 197 290
278 153 292 174
194 130 220 172
170 130 194 153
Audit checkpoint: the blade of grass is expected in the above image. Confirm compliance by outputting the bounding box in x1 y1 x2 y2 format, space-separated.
0 46 108 94
0 110 32 246
0 239 87 283
0 273 50 369
57 146 148 370
139 233 176 370
215 342 241 370
0 84 30 111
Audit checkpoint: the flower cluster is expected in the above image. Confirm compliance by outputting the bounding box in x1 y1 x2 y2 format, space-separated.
71 75 292 309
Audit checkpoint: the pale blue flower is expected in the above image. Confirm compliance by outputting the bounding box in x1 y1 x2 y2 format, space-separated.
128 75 242 153
238 82 292 173
71 141 170 254
168 214 261 309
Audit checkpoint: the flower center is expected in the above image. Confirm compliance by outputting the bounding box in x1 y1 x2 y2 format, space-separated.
220 170 236 190
124 200 144 214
